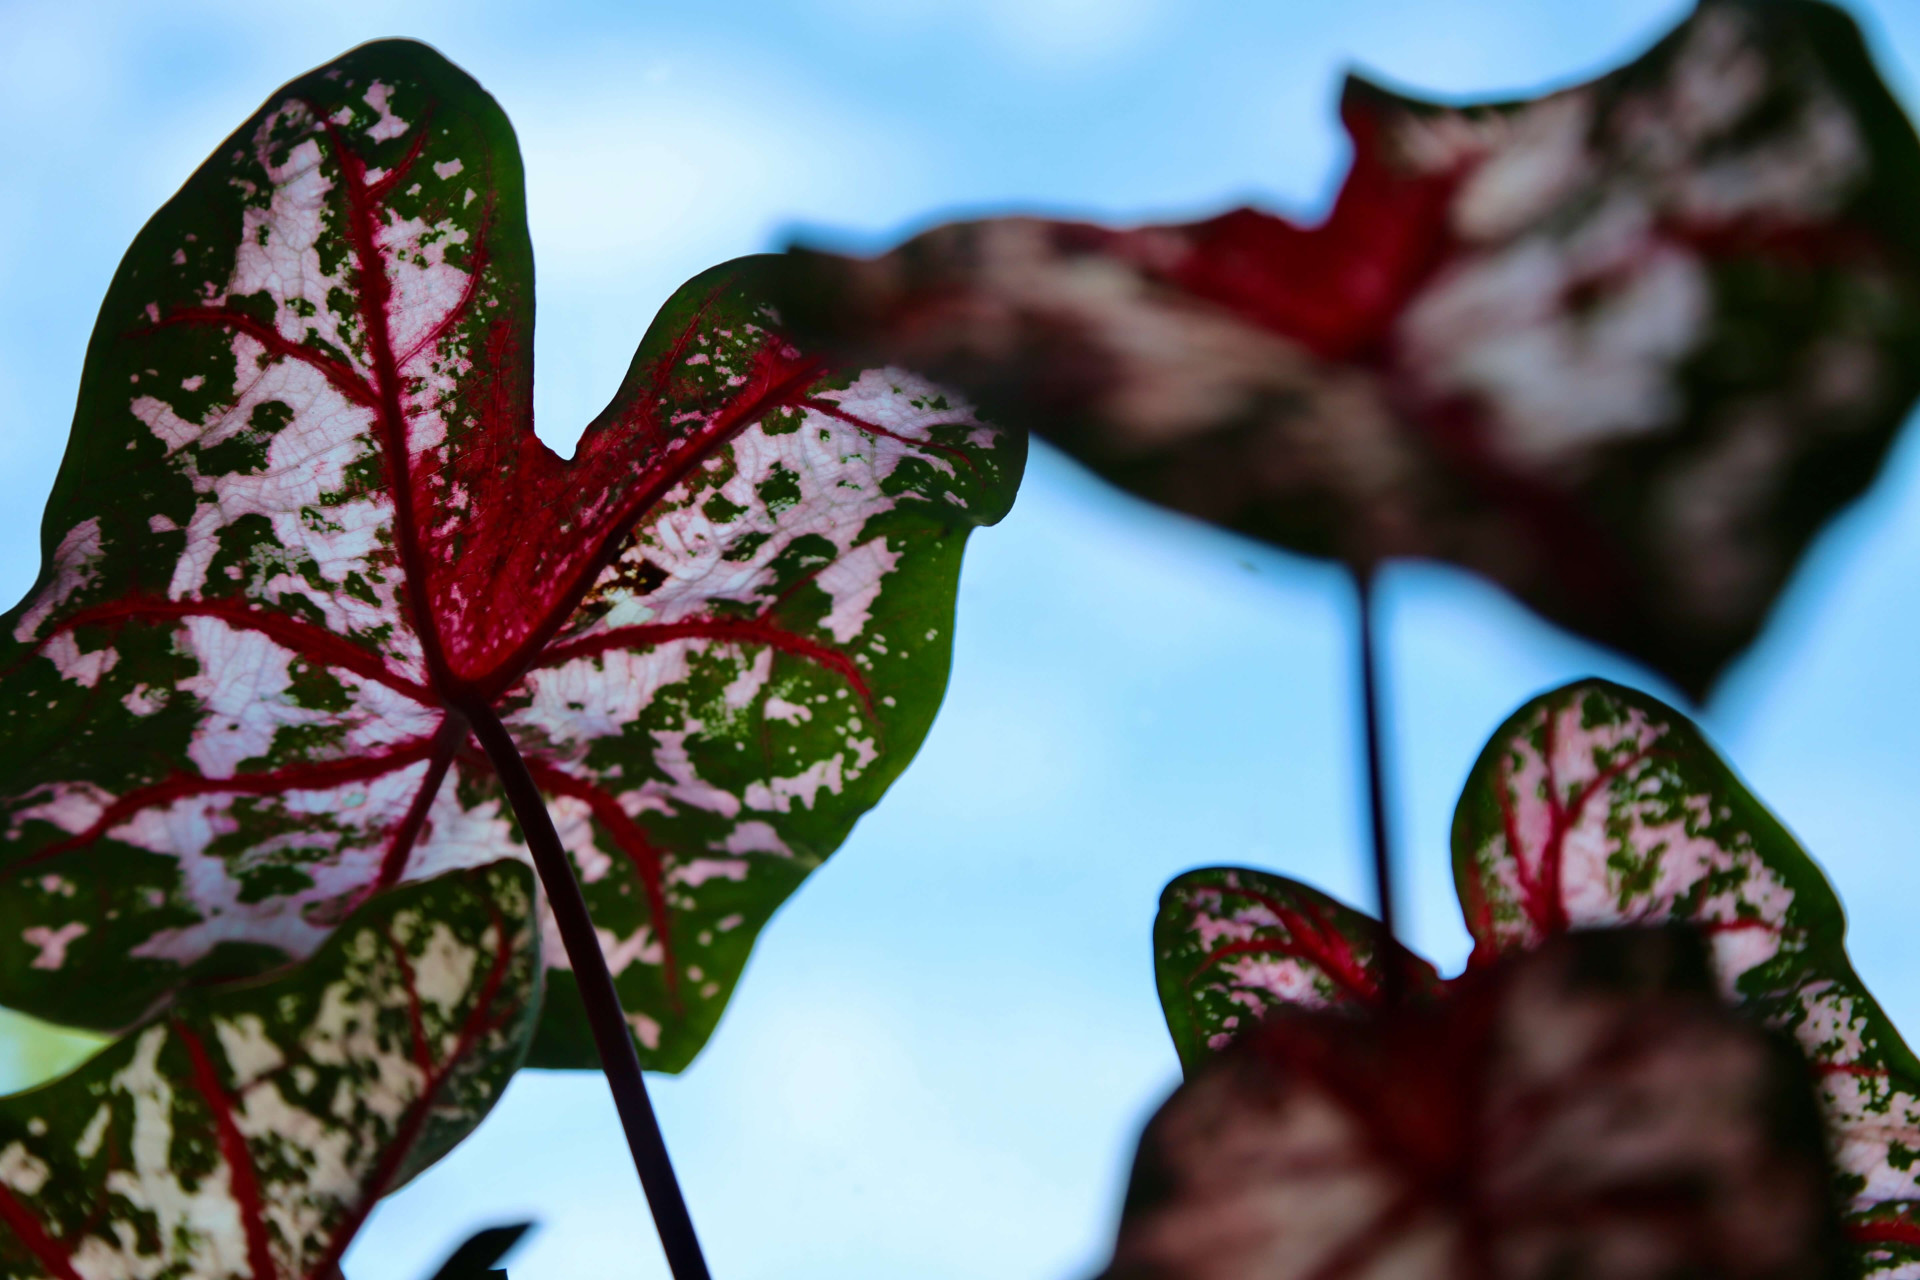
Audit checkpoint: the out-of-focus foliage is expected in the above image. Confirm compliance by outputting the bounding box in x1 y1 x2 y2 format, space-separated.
781 0 1920 698
1111 928 1842 1280
1157 679 1920 1276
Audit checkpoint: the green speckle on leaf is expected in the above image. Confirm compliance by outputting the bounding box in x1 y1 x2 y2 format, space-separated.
703 494 747 524
342 571 379 605
286 659 351 712
755 464 801 515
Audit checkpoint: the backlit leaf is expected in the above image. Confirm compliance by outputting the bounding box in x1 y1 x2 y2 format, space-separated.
0 40 1020 1070
1153 867 1438 1074
0 858 537 1280
1106 928 1843 1280
1455 679 1920 1272
779 0 1920 697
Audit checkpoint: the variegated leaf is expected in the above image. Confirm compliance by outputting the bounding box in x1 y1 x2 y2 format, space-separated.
0 40 1020 1070
1455 679 1920 1273
1154 867 1439 1073
779 0 1920 697
0 858 538 1280
1106 928 1843 1280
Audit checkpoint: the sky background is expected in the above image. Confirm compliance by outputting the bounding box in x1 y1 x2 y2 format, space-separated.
4 1 1920 1277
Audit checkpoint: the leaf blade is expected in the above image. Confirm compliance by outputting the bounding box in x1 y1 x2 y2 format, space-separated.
1108 929 1844 1280
0 858 539 1280
0 41 1021 1072
497 258 1022 1067
1453 678 1920 1272
2 37 520 1031
1154 867 1439 1074
777 0 1920 697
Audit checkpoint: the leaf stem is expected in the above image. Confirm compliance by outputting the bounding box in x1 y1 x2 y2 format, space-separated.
459 699 713 1280
1354 563 1401 1005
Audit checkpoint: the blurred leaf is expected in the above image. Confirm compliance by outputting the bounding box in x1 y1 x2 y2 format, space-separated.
1456 678 1920 1273
1106 928 1843 1280
780 0 1920 697
1157 680 1920 1272
1153 867 1439 1074
426 1221 533 1280
0 860 538 1280
0 38 1020 1071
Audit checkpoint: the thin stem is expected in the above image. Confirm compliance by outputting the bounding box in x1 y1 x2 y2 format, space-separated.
458 699 713 1280
1354 562 1401 1006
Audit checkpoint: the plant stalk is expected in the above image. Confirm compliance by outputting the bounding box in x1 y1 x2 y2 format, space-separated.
1354 562 1402 1006
460 699 713 1280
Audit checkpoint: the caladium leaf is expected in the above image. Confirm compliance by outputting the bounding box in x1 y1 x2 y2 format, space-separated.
0 41 1020 1070
1105 927 1844 1280
779 0 1920 697
0 858 538 1280
1153 866 1439 1074
1455 678 1920 1273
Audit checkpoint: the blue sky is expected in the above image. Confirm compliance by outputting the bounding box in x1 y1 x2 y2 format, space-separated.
5 1 1920 1277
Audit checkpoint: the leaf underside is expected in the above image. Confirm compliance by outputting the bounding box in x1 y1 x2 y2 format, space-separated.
1110 929 1843 1280
1153 867 1439 1075
1455 678 1920 1275
0 859 538 1280
779 0 1920 698
1160 678 1920 1275
0 39 1021 1072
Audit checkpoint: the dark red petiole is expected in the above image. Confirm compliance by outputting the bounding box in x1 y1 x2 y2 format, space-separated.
457 700 711 1280
1354 562 1401 1007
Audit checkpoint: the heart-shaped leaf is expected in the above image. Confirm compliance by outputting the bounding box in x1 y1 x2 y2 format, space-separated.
778 0 1920 697
1108 927 1843 1280
0 858 537 1280
0 40 1020 1070
1154 866 1439 1074
1455 678 1920 1272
